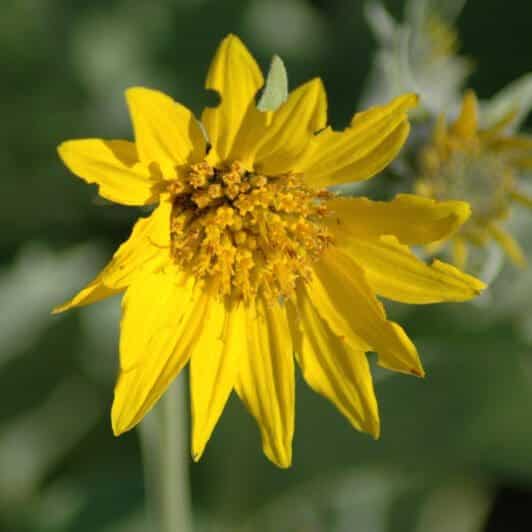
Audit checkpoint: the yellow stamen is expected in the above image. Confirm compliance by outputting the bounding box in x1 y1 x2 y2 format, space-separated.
168 161 333 301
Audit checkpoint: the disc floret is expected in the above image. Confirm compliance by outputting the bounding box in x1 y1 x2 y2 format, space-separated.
169 161 334 301
418 141 512 228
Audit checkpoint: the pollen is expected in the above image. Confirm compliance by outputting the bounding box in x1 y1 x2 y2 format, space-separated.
426 15 459 58
418 145 511 224
168 161 334 301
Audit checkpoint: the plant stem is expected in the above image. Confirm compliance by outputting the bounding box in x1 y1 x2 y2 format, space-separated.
139 374 193 532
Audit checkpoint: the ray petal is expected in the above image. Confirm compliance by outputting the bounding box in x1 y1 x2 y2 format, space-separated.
53 200 172 313
126 87 206 173
190 298 244 461
287 285 380 437
235 298 295 468
338 235 485 304
112 272 206 434
311 248 424 378
58 139 163 205
328 194 470 245
296 93 417 187
201 34 264 163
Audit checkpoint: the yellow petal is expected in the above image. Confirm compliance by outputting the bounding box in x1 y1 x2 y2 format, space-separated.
452 236 469 270
235 298 294 468
190 298 244 461
58 139 162 205
254 78 327 174
340 235 485 304
487 223 526 268
126 87 205 172
102 199 171 288
510 189 532 209
311 248 424 377
112 272 206 434
433 113 448 149
52 278 121 314
287 284 380 437
328 194 470 245
201 34 264 163
451 90 478 139
53 201 171 313
297 93 417 187
481 133 532 171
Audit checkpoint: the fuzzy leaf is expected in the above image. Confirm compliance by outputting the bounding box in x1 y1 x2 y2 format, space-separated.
257 55 288 112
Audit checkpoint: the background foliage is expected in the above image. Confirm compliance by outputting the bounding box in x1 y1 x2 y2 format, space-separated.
1 0 531 530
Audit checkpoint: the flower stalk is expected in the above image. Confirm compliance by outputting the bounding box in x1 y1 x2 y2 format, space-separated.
139 375 192 532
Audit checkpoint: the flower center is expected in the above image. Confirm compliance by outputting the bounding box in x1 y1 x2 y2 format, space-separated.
425 16 459 60
419 144 513 227
168 161 333 301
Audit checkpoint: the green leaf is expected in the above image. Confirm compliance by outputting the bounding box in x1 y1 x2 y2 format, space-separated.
257 55 288 112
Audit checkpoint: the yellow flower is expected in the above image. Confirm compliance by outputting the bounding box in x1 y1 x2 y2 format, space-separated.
417 90 532 269
54 35 484 468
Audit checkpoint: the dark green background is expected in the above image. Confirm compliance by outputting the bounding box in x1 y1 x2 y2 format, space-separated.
1 1 531 531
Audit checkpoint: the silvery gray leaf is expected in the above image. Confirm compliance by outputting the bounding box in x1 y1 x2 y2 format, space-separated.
257 55 288 112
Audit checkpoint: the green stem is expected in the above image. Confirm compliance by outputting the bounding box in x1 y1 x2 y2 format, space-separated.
138 374 193 532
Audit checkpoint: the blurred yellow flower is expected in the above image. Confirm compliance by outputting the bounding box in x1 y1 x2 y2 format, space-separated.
54 34 483 468
417 90 532 269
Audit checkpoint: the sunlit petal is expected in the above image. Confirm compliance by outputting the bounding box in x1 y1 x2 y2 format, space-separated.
201 34 264 163
235 298 294 468
58 139 162 205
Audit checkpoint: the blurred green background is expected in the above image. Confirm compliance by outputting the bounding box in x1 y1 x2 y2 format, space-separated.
2 0 532 531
